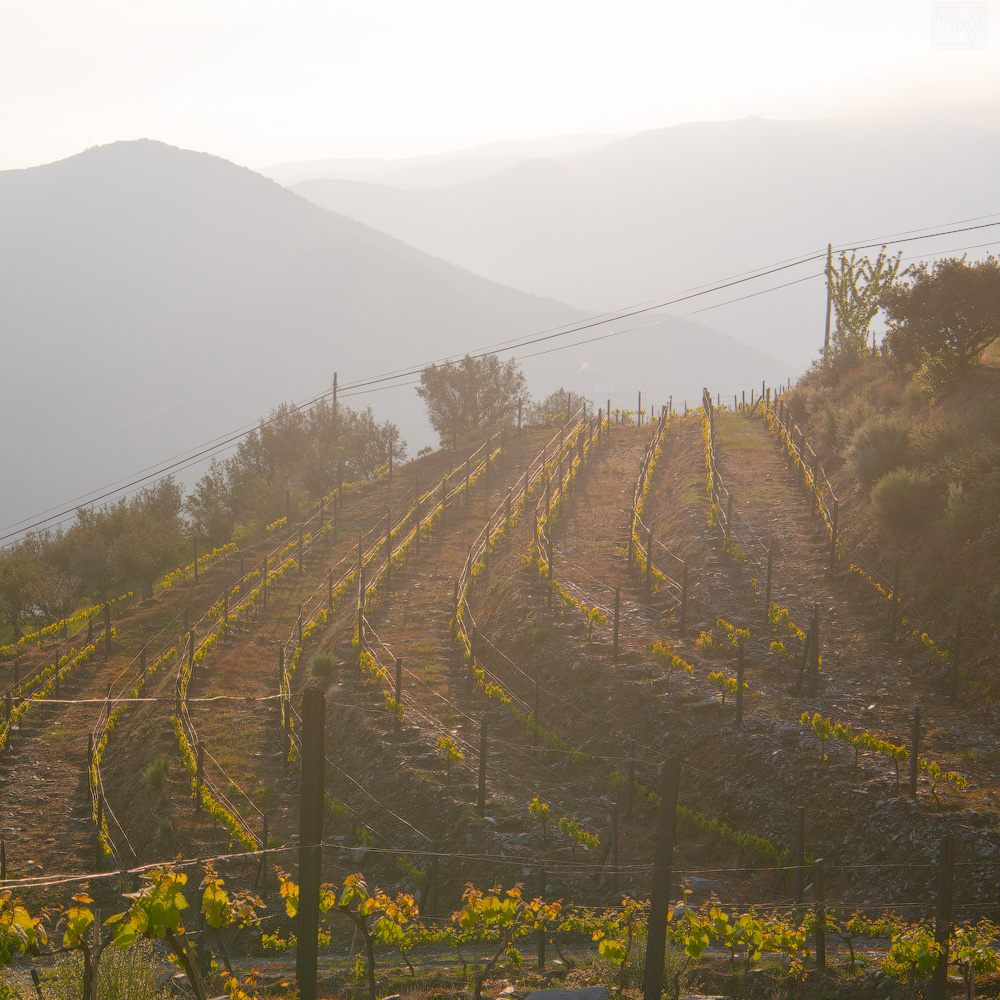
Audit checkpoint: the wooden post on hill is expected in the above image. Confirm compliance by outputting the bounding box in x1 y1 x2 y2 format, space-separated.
546 538 554 610
637 390 642 426
642 760 680 1000
793 806 805 907
930 835 956 1000
103 602 111 659
680 562 688 637
532 672 540 748
296 686 325 1000
193 536 198 582
415 482 421 558
829 500 838 572
909 707 921 800
736 639 745 727
279 646 285 690
645 524 654 599
297 531 303 575
394 658 402 736
808 607 820 698
625 738 635 820
327 570 333 611
261 814 269 890
384 518 392 591
889 560 901 633
949 627 961 705
518 398 522 432
357 537 365 652
815 859 826 972
477 714 488 814
195 742 204 812
764 543 774 620
613 587 620 662
452 579 458 639
467 628 478 698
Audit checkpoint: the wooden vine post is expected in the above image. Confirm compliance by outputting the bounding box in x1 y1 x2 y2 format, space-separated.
642 760 680 1000
477 714 488 814
613 587 620 662
680 562 688 637
909 707 921 800
467 628 478 697
814 858 826 972
195 742 205 812
384 518 392 591
793 806 806 907
645 524 654 599
949 627 961 705
764 543 774 620
930 835 956 1000
625 738 635 820
736 639 745 727
296 686 326 1000
394 658 403 736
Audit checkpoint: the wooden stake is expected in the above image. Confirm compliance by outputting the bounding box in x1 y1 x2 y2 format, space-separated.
736 639 745 727
815 858 826 972
764 543 774 619
645 524 654 599
613 587 620 662
394 658 402 737
195 743 204 812
909 707 921 800
477 714 488 814
642 760 680 1000
296 687 326 1000
680 562 688 637
829 500 839 572
793 806 805 907
889 559 901 633
625 738 635 820
930 835 956 1000
950 626 961 705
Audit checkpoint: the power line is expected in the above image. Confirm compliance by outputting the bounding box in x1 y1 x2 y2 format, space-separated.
5 215 998 547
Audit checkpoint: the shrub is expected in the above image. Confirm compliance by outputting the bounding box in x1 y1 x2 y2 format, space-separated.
871 469 941 535
141 755 170 790
253 783 278 813
846 416 911 487
835 398 876 451
310 652 335 679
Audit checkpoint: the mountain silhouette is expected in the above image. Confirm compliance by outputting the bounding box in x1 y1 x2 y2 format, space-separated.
0 139 788 532
290 117 1000 369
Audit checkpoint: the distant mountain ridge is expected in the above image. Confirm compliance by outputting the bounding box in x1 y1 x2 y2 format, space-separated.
288 117 1000 370
0 139 789 533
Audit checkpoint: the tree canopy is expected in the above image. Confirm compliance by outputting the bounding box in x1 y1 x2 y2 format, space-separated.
825 247 902 368
416 355 527 443
882 254 1000 389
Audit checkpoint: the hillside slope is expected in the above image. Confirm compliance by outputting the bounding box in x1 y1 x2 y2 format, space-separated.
0 139 788 534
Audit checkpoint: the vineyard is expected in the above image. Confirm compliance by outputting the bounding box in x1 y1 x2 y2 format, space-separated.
2 389 1000 1000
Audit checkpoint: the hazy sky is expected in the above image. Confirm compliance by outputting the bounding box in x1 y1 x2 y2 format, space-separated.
2 0 997 171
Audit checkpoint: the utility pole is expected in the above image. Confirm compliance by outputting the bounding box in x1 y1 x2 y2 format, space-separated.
823 243 833 364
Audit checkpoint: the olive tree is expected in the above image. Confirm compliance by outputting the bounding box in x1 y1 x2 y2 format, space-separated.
416 354 527 444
